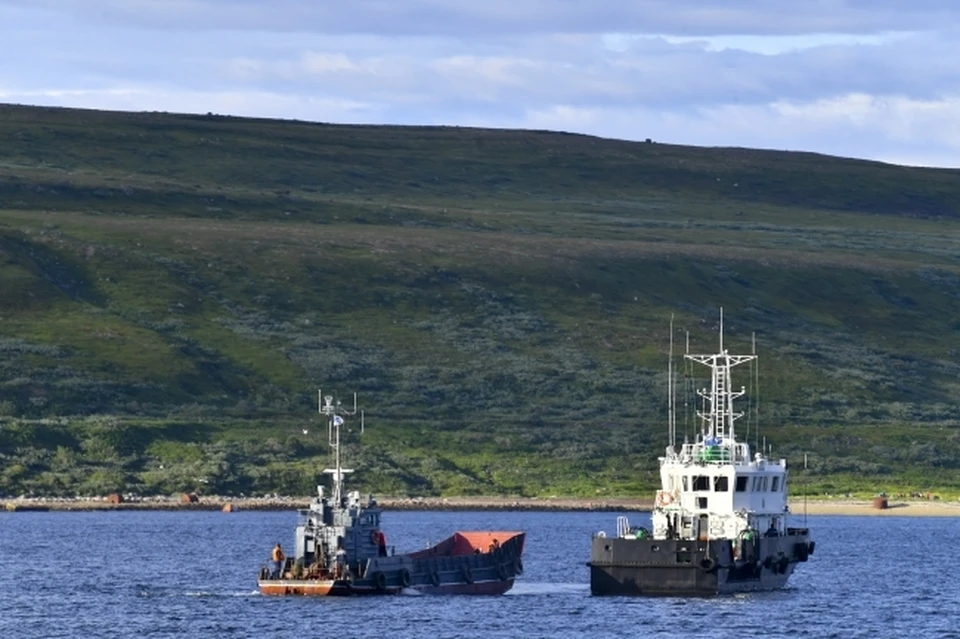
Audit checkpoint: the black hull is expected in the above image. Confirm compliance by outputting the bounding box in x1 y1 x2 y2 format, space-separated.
589 528 813 596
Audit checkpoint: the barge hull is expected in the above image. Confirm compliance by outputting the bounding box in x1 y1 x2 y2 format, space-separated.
259 531 524 597
258 577 515 596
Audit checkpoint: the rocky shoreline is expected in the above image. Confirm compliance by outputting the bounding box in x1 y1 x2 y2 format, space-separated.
2 495 656 512
4 495 959 516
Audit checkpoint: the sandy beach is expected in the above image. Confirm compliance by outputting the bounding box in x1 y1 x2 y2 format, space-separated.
788 498 960 517
4 495 960 516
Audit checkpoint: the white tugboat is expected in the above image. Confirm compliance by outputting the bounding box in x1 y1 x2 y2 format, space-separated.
258 391 525 596
589 313 814 595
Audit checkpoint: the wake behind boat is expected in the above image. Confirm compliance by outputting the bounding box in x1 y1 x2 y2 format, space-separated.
589 312 814 596
257 391 525 596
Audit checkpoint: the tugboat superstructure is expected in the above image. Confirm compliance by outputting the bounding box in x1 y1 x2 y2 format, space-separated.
258 391 525 596
590 313 814 595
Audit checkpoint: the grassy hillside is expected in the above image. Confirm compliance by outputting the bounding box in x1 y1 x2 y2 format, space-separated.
2 103 960 499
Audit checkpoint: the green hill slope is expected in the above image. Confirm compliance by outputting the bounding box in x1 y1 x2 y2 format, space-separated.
2 103 960 499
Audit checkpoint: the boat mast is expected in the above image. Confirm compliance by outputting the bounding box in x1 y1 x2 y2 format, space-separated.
685 309 756 444
318 390 363 505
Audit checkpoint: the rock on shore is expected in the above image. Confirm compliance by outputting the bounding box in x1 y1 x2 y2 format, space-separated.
2 495 654 512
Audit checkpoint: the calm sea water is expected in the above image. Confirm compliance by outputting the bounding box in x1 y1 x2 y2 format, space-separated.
0 509 957 639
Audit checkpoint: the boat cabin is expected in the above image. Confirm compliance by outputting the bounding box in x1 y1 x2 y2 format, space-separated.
294 486 387 573
649 329 791 543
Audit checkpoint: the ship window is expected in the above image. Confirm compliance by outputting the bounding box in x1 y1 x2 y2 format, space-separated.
735 476 748 492
697 497 708 509
771 477 780 492
713 476 729 492
692 476 710 491
761 477 769 491
682 476 689 491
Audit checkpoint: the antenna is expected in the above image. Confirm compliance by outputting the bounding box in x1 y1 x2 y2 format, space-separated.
746 331 757 448
754 334 761 452
683 329 691 441
803 452 808 525
318 390 361 506
719 307 724 352
668 314 676 448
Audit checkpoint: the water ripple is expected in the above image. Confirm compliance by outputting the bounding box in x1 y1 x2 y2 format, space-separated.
1 511 956 639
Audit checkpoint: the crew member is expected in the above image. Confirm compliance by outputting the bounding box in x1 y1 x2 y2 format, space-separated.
378 531 387 557
270 543 285 579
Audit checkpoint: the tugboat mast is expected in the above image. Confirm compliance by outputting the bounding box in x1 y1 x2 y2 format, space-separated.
318 390 363 506
685 308 755 444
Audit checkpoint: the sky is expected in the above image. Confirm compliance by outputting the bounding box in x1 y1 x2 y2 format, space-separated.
1 1 960 167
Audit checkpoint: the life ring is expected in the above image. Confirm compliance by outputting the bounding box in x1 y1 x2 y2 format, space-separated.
496 563 508 580
514 558 524 576
371 530 380 545
461 565 474 584
429 570 441 586
400 569 411 587
699 557 716 572
374 571 387 590
657 491 673 507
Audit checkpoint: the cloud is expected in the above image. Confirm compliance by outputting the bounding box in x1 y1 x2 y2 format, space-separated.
3 0 960 35
522 94 960 167
1 1 960 166
174 31 960 110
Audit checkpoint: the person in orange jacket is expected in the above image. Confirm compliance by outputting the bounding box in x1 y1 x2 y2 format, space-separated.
270 543 285 579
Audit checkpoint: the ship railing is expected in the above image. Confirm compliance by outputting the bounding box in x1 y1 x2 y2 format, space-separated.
677 442 751 464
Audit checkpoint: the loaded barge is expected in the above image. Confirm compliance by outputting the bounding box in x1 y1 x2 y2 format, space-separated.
258 391 525 596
